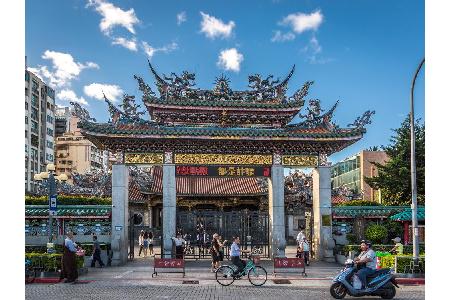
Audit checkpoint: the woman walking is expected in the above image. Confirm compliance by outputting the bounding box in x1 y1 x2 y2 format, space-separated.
143 231 149 257
148 231 154 256
138 230 144 257
210 234 226 272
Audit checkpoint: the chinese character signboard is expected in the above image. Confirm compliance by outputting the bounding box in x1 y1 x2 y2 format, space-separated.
274 258 305 268
175 165 271 177
154 258 185 268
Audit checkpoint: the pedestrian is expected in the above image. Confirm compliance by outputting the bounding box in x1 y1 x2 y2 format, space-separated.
299 237 310 266
148 231 154 256
296 229 305 246
210 233 223 272
90 235 104 268
143 231 149 257
218 235 226 262
60 231 79 283
138 230 144 257
172 233 186 259
390 237 404 255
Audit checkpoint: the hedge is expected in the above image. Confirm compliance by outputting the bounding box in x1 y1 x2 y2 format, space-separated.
26 243 110 256
343 244 425 255
380 255 425 273
336 200 381 207
25 195 112 205
25 253 84 272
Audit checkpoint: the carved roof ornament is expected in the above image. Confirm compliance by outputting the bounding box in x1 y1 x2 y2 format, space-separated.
289 99 340 130
134 75 156 99
347 110 376 130
70 102 96 122
119 94 145 123
145 63 300 104
102 92 123 125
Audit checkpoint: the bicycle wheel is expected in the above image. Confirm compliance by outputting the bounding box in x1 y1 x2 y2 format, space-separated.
248 266 267 286
215 265 235 286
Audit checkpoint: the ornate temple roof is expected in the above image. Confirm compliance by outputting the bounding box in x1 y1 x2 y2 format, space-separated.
74 61 375 156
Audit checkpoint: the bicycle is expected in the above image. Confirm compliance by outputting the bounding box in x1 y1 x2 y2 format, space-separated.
215 255 267 286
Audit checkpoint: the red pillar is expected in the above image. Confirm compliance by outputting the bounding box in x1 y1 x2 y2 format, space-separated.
403 222 410 244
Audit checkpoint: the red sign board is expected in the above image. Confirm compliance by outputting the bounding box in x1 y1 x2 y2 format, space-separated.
274 258 305 268
175 165 271 177
154 258 185 268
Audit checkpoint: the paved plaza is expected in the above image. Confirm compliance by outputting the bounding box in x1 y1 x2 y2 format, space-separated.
26 247 424 300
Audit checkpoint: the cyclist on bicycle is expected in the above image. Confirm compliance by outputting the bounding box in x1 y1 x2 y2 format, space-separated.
230 236 251 278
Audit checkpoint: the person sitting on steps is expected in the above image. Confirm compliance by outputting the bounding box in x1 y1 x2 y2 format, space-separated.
229 236 251 278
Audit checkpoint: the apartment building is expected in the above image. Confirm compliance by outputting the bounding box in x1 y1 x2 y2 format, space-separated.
331 150 389 202
25 69 56 193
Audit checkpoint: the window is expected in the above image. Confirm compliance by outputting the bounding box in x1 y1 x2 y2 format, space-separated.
25 88 29 96
46 128 54 136
25 71 30 82
31 94 38 107
25 102 28 110
46 153 54 162
31 121 38 134
31 108 38 120
45 86 55 99
25 116 28 124
32 80 39 93
25 130 28 138
46 141 53 149
46 115 54 124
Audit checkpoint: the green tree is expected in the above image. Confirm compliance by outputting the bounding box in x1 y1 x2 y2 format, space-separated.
364 117 425 205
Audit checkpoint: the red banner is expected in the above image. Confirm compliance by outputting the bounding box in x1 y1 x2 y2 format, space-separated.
154 258 185 268
274 258 304 268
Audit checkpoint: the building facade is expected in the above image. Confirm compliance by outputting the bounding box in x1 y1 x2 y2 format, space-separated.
54 111 110 182
331 150 389 202
25 69 56 193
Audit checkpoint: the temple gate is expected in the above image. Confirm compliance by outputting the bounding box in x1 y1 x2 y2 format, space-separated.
77 62 374 265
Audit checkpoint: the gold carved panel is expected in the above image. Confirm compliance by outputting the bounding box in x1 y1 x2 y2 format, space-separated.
124 153 164 164
282 155 318 167
174 154 272 165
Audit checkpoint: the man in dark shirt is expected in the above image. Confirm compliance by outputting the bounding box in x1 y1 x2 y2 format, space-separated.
91 235 104 268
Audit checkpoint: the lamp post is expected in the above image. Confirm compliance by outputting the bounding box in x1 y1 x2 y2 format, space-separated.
33 164 68 243
410 58 424 261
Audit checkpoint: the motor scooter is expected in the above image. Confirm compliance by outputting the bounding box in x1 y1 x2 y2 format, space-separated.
330 259 399 299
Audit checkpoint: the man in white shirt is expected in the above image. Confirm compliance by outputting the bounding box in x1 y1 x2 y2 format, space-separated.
296 230 305 246
230 236 251 277
354 240 377 289
172 233 186 259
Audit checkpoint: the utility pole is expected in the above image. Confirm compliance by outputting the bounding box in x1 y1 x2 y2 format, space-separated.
410 58 424 261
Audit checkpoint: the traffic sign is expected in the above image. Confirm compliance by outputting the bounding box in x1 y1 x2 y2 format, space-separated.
49 195 57 215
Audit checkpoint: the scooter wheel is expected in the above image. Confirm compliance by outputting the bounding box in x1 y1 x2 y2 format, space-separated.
330 282 347 299
380 283 396 299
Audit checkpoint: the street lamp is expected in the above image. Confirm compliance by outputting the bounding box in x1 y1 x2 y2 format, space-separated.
410 58 424 262
33 163 68 242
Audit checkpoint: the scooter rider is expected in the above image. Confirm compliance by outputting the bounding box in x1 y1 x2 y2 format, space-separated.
354 240 377 289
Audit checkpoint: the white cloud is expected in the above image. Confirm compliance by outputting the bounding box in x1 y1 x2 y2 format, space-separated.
111 37 138 51
280 10 323 34
29 50 99 88
141 41 178 59
57 89 88 106
271 30 296 42
86 0 140 36
83 83 123 102
177 11 187 25
200 12 235 39
302 36 332 64
217 48 243 72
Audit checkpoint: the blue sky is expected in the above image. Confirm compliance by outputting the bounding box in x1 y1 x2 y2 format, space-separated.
25 0 424 163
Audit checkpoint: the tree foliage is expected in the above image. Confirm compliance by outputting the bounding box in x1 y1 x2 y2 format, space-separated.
364 117 425 205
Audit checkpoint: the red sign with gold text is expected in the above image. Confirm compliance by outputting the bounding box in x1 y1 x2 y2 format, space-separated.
274 258 305 268
154 258 185 268
175 165 271 177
